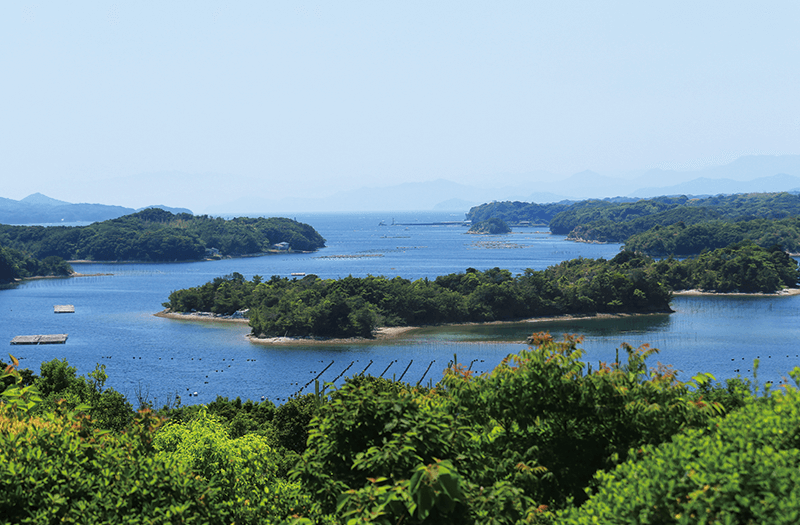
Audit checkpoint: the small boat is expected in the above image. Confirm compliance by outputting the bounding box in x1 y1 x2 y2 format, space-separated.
291 272 306 276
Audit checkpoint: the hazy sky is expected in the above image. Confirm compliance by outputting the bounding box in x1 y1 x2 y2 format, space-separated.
2 1 799 209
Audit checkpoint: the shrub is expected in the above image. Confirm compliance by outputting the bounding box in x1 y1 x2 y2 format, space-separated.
561 380 800 524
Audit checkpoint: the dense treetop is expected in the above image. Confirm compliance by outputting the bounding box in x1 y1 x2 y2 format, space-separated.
0 208 326 262
626 217 800 255
467 192 800 255
467 217 511 234
0 243 72 284
552 192 800 238
466 200 575 225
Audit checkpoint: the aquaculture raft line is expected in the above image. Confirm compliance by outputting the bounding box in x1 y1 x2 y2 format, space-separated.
10 334 69 345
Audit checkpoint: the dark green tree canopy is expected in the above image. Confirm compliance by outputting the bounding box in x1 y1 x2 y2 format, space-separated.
0 210 326 262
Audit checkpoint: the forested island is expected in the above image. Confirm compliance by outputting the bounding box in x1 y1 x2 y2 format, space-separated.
468 192 800 255
3 332 798 523
161 242 799 339
0 208 326 262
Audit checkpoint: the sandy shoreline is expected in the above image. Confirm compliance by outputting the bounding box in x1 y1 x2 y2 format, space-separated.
155 309 671 345
673 288 800 297
154 310 250 324
246 326 420 345
157 289 798 345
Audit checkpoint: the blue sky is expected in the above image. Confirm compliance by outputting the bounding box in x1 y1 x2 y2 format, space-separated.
2 1 799 210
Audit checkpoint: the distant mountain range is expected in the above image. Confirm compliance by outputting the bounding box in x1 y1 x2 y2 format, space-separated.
4 155 800 218
0 193 192 225
201 155 800 213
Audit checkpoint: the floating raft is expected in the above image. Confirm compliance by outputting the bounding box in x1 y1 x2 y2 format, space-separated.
54 305 75 313
10 334 68 345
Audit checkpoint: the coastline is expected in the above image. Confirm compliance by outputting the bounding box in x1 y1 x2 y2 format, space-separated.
9 271 112 284
154 310 250 324
156 309 671 346
247 326 420 345
247 311 673 345
157 290 798 345
66 250 316 265
673 288 800 297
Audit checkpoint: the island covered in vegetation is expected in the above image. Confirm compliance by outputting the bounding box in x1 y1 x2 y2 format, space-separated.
0 208 326 262
3 332 798 523
161 242 799 339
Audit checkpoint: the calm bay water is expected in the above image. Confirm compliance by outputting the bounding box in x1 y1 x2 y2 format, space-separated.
2 211 799 405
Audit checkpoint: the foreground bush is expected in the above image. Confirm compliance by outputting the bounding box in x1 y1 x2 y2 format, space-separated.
292 334 731 524
153 409 310 524
561 378 800 524
0 404 235 524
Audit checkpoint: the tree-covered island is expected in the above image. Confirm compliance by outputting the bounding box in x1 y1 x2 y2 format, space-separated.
0 208 326 262
161 242 799 340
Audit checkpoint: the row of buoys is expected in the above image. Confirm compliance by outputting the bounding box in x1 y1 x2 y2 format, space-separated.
417 360 435 385
733 355 799 360
398 360 413 382
295 361 335 396
331 361 355 383
359 360 374 376
379 360 397 378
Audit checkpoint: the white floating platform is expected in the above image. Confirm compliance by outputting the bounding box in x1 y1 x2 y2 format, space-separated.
10 334 69 345
54 305 75 313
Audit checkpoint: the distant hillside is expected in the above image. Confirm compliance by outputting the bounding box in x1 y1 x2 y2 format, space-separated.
0 193 192 224
0 208 325 262
466 192 800 255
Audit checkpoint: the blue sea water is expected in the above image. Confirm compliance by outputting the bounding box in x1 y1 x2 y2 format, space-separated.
2 211 799 406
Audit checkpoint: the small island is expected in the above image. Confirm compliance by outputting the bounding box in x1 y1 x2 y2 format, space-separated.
159 242 800 341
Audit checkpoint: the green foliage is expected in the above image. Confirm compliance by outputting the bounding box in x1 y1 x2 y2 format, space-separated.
655 242 800 292
1 355 43 415
466 200 574 226
0 404 236 524
164 271 257 314
468 217 512 234
549 192 800 243
627 216 800 255
561 383 800 524
169 256 672 339
153 408 309 523
291 334 726 524
0 357 37 396
292 378 473 523
36 358 135 432
0 209 325 262
0 243 72 283
269 393 318 454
